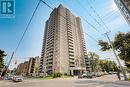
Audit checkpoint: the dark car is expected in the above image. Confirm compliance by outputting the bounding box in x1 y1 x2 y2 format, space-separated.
7 75 13 80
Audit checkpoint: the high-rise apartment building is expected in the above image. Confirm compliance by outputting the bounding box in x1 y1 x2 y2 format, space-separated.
40 4 89 76
22 61 29 75
115 0 130 25
16 56 40 76
16 63 24 75
27 56 40 76
16 61 29 75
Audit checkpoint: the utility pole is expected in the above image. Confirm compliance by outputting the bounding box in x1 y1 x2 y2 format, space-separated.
104 31 127 80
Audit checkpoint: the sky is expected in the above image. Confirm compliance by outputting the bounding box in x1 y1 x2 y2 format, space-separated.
0 0 129 69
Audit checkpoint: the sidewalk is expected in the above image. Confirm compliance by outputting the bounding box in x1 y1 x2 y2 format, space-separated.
115 80 130 85
93 74 130 87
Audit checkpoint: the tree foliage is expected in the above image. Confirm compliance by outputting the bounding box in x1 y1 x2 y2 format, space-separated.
99 59 118 72
98 40 111 51
88 52 100 72
88 52 118 72
114 32 130 61
0 49 6 70
88 52 99 60
98 32 130 67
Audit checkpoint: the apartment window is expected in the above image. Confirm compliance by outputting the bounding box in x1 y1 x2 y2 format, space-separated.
69 44 73 47
48 58 53 61
68 38 73 41
69 41 73 44
49 62 53 64
69 54 74 57
70 66 75 67
48 66 52 69
49 51 53 54
69 51 74 53
69 62 75 64
69 48 74 50
68 32 72 36
69 58 74 60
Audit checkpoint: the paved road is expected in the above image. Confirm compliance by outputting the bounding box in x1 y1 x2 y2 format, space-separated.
0 74 130 87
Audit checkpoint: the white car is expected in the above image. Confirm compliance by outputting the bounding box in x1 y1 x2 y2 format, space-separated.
12 75 23 82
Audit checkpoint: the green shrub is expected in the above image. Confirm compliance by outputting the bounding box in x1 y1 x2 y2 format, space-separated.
52 72 62 78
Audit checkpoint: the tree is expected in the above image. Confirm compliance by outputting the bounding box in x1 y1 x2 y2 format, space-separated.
34 63 39 76
0 49 6 70
88 52 100 72
98 40 111 51
98 59 118 72
108 61 119 72
98 32 130 68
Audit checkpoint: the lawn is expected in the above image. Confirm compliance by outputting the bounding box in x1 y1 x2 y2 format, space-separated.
128 78 130 81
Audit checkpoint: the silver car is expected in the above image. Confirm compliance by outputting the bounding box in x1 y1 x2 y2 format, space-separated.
12 75 23 82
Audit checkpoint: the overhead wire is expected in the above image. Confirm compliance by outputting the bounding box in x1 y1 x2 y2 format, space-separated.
83 19 101 34
62 0 104 35
86 0 109 31
2 0 113 76
40 0 100 44
84 33 98 43
102 9 118 19
4 0 41 74
76 0 102 27
14 0 41 53
63 0 103 35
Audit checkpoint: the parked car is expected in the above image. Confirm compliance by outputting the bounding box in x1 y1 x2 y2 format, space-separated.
12 75 23 82
7 75 13 80
86 73 93 78
95 72 102 77
91 72 96 78
103 72 108 75
78 73 94 79
78 73 87 78
100 72 104 76
0 76 3 80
